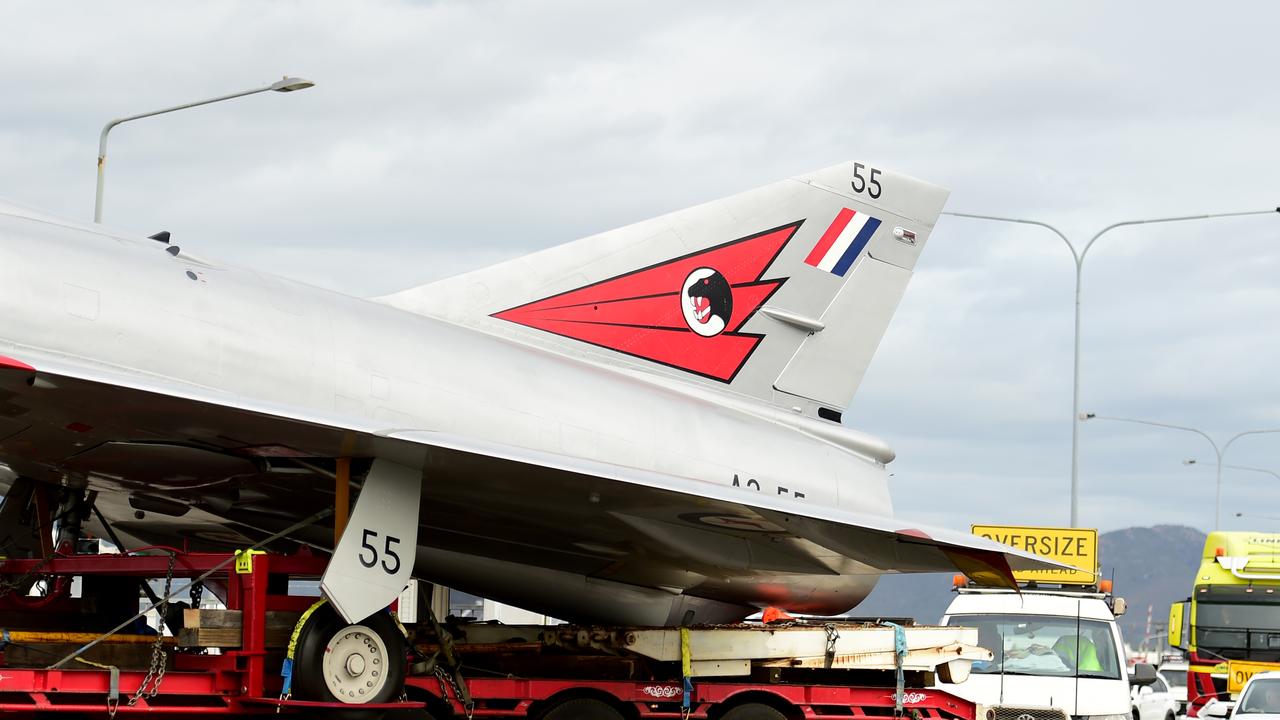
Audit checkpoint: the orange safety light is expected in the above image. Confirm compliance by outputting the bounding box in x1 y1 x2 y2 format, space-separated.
1215 547 1226 557
1098 579 1113 593
952 574 967 588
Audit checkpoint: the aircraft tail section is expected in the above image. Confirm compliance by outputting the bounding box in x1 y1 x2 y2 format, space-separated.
379 161 948 414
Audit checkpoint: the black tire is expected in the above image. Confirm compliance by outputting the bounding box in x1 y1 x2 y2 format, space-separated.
541 698 625 720
1132 709 1140 720
1166 713 1176 720
722 702 787 720
292 604 407 709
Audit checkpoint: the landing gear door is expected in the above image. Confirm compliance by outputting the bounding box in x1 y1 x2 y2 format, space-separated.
321 458 422 623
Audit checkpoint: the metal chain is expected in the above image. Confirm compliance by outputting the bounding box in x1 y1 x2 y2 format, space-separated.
129 551 176 705
433 666 451 706
434 665 474 720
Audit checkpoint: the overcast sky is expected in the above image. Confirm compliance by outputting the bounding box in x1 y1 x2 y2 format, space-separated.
3 1 1279 535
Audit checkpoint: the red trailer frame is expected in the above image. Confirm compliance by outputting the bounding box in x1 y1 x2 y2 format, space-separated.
0 549 979 719
0 548 422 717
407 675 977 719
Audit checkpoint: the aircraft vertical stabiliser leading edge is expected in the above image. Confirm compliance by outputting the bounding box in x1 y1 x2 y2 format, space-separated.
0 160 1064 626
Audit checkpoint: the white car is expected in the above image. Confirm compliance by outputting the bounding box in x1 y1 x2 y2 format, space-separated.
1224 671 1280 718
1132 671 1179 720
1157 662 1189 717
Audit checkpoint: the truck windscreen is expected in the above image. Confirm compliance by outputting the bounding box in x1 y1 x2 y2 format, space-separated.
1196 601 1280 659
949 613 1121 680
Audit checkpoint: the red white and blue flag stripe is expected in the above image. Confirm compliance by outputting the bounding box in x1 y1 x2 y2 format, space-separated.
803 208 881 277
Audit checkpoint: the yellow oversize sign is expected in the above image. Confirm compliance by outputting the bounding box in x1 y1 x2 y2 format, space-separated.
1228 660 1280 694
971 524 1097 585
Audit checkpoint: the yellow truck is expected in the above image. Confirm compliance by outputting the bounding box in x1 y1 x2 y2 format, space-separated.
1168 531 1280 716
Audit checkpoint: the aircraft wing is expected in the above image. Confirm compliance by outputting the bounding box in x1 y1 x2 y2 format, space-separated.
0 349 1067 618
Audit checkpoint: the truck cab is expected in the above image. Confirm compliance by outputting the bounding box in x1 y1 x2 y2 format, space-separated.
1168 531 1280 716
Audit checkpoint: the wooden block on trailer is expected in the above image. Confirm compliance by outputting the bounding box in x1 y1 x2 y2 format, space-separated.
182 608 301 629
177 609 301 648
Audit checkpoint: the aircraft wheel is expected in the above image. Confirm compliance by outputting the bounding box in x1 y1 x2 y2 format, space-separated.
722 702 787 720
541 697 624 720
292 604 407 708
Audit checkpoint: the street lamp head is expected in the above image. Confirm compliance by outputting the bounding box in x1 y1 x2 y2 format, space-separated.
1183 459 1199 465
1079 412 1096 421
270 76 314 93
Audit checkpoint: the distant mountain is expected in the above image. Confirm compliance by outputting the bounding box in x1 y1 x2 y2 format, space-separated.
851 525 1205 648
1099 524 1204 645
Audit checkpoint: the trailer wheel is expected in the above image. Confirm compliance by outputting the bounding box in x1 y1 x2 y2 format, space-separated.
292 604 407 708
721 702 786 720
541 697 624 720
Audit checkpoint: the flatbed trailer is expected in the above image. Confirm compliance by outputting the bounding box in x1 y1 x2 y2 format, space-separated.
401 620 986 719
0 547 991 719
408 675 978 718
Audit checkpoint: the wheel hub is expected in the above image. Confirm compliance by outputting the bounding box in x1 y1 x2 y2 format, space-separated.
320 624 388 703
345 653 366 676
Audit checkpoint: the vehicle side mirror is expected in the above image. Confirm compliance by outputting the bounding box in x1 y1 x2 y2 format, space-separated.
1129 662 1158 687
1168 601 1187 649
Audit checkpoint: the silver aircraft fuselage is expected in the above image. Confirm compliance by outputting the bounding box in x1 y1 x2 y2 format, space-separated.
0 204 894 622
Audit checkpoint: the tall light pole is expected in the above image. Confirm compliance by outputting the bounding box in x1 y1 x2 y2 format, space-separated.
1082 413 1280 529
1189 461 1280 484
943 209 1280 527
1225 464 1280 483
94 76 314 223
1235 511 1280 525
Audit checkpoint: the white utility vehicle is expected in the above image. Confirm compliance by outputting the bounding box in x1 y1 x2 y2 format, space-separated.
1133 670 1181 720
1157 660 1189 717
937 525 1157 719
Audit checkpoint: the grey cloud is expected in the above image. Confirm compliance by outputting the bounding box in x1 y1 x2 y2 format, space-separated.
2 0 1279 534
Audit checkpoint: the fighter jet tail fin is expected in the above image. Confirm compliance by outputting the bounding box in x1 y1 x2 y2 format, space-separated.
379 161 949 414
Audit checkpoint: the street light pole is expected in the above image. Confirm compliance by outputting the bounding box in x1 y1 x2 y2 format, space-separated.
94 76 314 223
1083 413 1280 528
1224 464 1280 483
1235 511 1280 525
944 209 1280 527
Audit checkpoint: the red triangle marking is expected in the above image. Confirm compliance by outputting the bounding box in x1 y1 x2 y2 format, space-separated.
493 221 802 382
